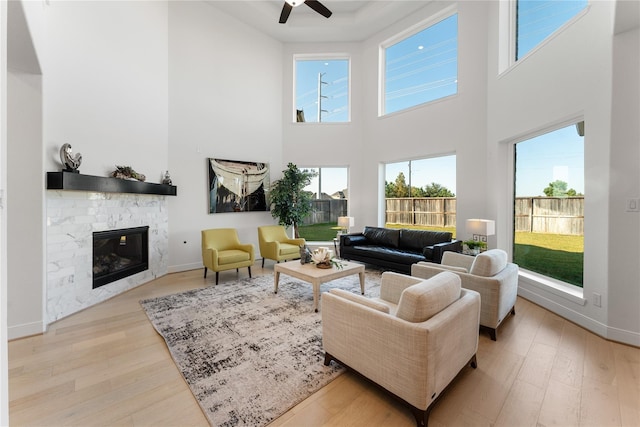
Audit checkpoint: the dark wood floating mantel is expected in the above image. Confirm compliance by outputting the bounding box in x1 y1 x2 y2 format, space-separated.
47 171 177 196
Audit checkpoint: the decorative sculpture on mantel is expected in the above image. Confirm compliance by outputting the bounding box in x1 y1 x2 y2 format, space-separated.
59 143 82 173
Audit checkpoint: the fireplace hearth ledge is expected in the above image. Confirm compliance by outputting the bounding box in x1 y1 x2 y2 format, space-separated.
47 171 177 196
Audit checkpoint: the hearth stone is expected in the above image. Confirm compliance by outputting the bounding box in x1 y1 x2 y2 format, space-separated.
46 190 168 324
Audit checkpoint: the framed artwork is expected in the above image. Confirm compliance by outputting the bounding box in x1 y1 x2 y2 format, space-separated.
208 158 270 213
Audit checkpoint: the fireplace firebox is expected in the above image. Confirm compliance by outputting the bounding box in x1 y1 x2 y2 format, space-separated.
93 226 149 289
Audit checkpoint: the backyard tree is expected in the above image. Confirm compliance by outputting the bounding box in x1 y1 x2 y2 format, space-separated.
393 172 410 197
543 180 581 197
270 163 317 238
423 182 455 197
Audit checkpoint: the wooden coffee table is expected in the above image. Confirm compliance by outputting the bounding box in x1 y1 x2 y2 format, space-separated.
274 260 365 312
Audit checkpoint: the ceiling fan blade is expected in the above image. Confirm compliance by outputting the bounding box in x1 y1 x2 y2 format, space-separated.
279 3 293 24
305 0 332 18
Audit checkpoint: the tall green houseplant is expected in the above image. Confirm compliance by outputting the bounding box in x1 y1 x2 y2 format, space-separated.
270 163 317 238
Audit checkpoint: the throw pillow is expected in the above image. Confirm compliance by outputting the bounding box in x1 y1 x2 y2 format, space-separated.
395 271 461 323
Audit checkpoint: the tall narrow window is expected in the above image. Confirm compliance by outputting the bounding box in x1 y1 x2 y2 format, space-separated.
295 58 349 123
516 0 587 60
382 12 458 115
298 167 349 241
514 122 585 287
384 155 457 236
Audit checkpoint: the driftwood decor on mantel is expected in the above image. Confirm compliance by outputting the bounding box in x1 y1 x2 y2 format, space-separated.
46 171 177 196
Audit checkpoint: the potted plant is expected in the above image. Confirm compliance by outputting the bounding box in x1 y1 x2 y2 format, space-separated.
269 163 317 238
463 239 486 255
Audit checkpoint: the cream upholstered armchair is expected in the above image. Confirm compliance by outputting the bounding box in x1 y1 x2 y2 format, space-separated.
201 228 255 285
322 271 480 427
411 249 518 341
257 225 306 268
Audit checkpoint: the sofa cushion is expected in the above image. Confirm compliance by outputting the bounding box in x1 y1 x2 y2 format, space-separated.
363 226 400 248
347 246 426 264
399 229 452 251
395 272 461 323
469 249 508 277
329 289 390 314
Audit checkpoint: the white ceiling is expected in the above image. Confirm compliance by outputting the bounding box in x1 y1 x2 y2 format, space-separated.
206 1 430 43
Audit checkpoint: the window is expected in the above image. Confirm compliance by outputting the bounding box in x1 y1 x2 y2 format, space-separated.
382 12 458 115
516 0 587 60
384 155 457 236
513 122 585 287
298 167 349 241
294 57 349 123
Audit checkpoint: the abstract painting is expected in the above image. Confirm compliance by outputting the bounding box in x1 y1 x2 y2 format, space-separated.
208 158 269 213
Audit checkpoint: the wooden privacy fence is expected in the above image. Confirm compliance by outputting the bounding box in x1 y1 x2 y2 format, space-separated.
386 198 457 228
514 197 584 235
384 197 584 235
304 199 348 225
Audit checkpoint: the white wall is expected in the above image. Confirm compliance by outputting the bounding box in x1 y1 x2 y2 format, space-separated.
0 0 8 423
486 1 637 343
7 70 43 339
282 42 364 223
608 25 640 342
43 1 169 178
6 0 45 339
167 1 284 272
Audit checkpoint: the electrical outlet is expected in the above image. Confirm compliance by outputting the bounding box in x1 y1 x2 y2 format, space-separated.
627 198 640 212
593 292 602 307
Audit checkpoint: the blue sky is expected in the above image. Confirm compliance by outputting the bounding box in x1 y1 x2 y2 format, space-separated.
295 59 349 122
516 124 584 196
385 155 457 194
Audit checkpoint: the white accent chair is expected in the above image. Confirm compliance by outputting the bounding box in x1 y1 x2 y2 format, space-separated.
322 271 480 427
411 249 519 340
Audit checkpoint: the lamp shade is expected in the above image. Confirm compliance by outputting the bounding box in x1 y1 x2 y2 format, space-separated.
337 216 354 228
466 219 495 236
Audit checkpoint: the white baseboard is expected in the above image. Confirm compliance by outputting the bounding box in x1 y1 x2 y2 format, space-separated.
518 287 639 347
8 321 45 340
168 262 203 274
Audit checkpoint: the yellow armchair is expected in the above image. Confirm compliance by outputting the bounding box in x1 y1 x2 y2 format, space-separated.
258 225 306 268
201 228 255 285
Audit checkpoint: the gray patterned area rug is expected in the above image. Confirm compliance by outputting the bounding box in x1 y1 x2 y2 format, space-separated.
140 269 382 426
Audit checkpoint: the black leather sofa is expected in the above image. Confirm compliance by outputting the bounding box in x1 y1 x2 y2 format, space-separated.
339 226 462 274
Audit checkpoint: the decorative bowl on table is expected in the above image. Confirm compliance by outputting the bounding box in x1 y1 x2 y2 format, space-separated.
311 247 333 268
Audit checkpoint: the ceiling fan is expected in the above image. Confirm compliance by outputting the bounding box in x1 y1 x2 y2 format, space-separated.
279 0 332 24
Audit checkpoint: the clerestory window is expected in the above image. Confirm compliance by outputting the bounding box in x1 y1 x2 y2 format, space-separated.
294 57 350 123
516 0 588 60
381 10 458 115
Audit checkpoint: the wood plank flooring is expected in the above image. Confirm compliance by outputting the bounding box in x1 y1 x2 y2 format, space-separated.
8 262 640 426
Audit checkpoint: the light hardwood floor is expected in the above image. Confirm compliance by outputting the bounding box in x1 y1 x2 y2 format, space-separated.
8 262 640 426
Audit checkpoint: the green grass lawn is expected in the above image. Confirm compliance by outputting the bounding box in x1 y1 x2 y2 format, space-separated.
298 223 340 241
299 223 584 288
514 231 583 287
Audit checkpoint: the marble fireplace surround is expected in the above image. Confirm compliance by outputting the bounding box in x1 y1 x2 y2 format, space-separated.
46 190 169 324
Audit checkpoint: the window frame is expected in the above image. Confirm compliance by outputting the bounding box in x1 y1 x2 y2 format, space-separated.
500 0 590 72
293 54 352 124
507 117 586 302
378 5 458 117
